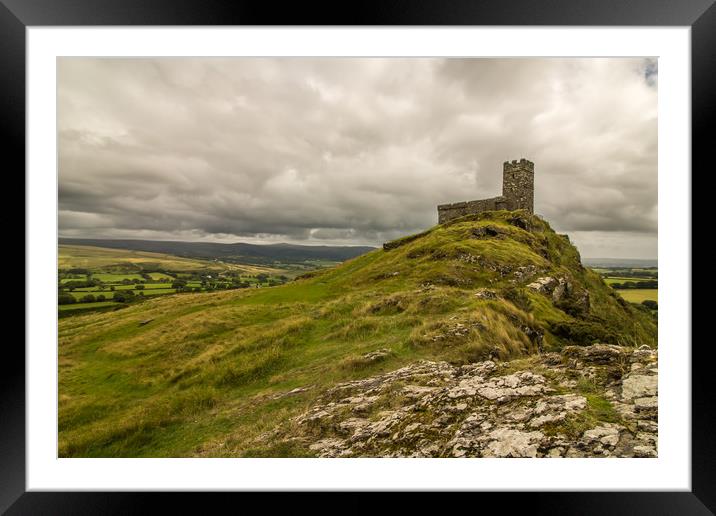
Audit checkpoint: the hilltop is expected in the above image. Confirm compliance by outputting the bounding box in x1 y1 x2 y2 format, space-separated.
58 211 657 457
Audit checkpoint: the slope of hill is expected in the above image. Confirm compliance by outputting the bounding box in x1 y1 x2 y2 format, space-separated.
58 238 375 266
58 211 657 458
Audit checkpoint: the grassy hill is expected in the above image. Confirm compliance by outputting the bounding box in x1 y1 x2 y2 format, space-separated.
58 211 656 457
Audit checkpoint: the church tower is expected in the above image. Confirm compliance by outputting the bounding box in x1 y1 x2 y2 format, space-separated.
502 158 534 214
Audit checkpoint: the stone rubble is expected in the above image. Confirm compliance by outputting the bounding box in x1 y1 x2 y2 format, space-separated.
269 386 313 400
271 344 657 458
359 349 393 364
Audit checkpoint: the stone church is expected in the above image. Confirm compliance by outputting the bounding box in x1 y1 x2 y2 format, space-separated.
437 159 535 224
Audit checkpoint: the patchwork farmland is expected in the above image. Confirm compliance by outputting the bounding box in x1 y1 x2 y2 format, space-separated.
594 267 658 311
58 245 292 316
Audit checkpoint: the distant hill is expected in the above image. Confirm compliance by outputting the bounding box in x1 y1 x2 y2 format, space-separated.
582 257 657 268
58 238 376 266
59 210 657 458
58 243 278 275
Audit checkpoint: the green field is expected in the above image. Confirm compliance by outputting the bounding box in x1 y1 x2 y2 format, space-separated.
91 273 146 282
618 289 658 303
596 268 658 307
59 301 125 318
73 283 170 292
60 277 87 284
67 288 178 300
139 289 176 296
58 212 657 458
603 277 655 286
59 301 121 311
148 272 174 281
57 245 333 316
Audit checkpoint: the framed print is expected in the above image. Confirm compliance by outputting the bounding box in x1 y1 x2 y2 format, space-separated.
4 0 711 512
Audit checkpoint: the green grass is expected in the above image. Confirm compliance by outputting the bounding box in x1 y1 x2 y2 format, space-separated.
73 283 173 291
58 211 657 458
603 277 655 286
67 288 177 300
92 273 145 282
138 289 176 296
147 272 174 281
60 276 88 284
618 289 658 303
67 291 105 301
59 301 121 311
125 283 170 290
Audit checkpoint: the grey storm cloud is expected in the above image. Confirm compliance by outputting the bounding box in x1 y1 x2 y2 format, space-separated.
58 57 657 258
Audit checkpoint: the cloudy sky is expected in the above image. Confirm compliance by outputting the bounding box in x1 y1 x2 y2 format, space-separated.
58 57 657 259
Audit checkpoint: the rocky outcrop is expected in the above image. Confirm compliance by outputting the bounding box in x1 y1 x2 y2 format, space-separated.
264 344 657 458
527 276 571 302
527 275 590 314
470 225 507 239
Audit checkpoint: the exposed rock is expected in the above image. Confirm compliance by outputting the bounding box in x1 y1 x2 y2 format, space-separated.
507 214 534 231
526 275 590 312
522 325 544 352
474 288 498 300
622 374 658 400
551 278 569 302
457 253 481 264
525 275 570 302
582 423 622 447
270 386 312 400
528 394 587 428
634 396 658 411
483 428 544 458
541 352 563 366
309 438 346 455
638 420 658 432
512 265 540 282
360 349 392 364
562 344 628 365
633 445 657 458
572 289 591 313
473 371 548 402
267 344 658 458
470 226 507 239
527 276 559 294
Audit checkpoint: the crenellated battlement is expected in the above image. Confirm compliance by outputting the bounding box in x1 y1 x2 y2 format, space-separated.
503 158 534 172
437 158 535 223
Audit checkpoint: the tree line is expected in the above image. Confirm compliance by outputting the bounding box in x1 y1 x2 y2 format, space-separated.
610 280 658 290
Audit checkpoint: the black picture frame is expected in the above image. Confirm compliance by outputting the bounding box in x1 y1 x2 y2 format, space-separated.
4 0 709 512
